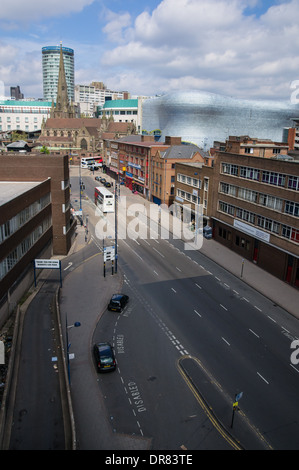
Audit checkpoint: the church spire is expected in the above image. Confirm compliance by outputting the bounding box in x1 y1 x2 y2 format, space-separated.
52 42 75 118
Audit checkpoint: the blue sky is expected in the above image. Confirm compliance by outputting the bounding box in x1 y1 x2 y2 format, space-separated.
0 0 298 101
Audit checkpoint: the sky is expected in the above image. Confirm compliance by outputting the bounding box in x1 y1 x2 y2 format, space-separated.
0 0 299 102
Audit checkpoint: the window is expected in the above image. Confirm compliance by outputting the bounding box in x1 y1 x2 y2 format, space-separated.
285 201 299 217
238 187 258 203
236 208 255 224
222 163 238 176
258 193 283 211
262 171 285 187
218 201 235 216
288 176 299 191
240 166 260 181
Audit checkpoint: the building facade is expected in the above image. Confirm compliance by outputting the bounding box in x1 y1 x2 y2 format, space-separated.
0 153 75 255
104 135 168 199
97 99 142 133
42 45 75 102
75 83 129 117
0 180 52 319
210 151 299 287
150 139 207 206
174 162 213 225
0 100 52 133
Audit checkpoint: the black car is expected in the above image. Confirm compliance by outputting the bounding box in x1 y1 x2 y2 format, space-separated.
104 182 111 188
95 176 101 181
100 177 106 184
108 294 129 312
93 342 116 372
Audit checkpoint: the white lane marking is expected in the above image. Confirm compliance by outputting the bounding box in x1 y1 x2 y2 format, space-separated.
257 372 269 384
222 337 230 346
249 329 260 338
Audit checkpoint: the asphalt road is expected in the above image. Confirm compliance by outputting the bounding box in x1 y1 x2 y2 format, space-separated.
8 168 297 450
70 169 299 449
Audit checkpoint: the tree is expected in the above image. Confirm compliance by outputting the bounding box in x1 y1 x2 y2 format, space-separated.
40 145 50 154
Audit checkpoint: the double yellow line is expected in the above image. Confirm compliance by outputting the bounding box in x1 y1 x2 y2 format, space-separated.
177 355 243 450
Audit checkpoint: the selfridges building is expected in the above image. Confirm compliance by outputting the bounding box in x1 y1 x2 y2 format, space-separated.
142 90 299 149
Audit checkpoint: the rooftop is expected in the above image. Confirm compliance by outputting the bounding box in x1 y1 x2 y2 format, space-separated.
0 181 42 207
103 99 138 109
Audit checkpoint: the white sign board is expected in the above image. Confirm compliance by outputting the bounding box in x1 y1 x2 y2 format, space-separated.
34 259 61 269
233 219 270 243
104 246 115 262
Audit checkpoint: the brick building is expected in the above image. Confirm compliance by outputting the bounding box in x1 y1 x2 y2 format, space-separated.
174 162 213 225
210 151 299 287
0 153 76 322
224 135 289 158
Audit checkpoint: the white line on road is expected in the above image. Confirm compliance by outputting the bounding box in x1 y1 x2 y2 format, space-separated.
222 337 230 346
195 283 202 289
171 288 177 293
290 364 299 373
268 315 277 323
220 304 228 311
249 329 260 338
194 310 201 317
153 247 164 258
254 306 262 312
257 372 269 384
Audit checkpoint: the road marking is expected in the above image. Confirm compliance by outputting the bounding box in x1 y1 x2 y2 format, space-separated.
64 262 73 271
249 329 260 338
171 288 177 293
153 247 164 258
195 283 202 289
254 306 262 312
257 372 269 384
268 315 277 323
176 267 181 272
290 364 299 373
220 304 228 311
194 309 201 317
222 337 230 346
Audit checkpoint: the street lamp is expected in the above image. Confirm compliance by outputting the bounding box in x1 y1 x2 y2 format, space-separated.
65 314 81 384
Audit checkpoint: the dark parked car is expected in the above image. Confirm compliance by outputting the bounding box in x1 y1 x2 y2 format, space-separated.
108 294 129 312
100 177 106 184
104 182 111 188
93 342 116 372
95 176 101 181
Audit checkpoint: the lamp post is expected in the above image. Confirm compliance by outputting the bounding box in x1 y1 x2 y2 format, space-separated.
65 314 81 384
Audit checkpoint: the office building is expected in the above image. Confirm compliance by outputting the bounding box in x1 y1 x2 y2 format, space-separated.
0 153 76 321
0 100 52 133
75 83 128 117
42 45 74 102
210 150 299 287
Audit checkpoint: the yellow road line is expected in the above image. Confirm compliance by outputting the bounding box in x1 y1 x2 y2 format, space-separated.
177 355 243 450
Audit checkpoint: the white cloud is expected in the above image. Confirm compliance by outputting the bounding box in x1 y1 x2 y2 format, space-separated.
0 0 94 22
102 10 132 44
99 0 299 99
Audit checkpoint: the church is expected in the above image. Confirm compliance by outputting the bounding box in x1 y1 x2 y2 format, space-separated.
38 45 135 161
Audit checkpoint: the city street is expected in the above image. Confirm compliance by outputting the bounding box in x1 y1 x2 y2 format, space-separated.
64 167 299 450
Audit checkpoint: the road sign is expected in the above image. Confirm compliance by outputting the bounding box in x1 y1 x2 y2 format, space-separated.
34 259 60 269
235 392 243 402
104 246 115 262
